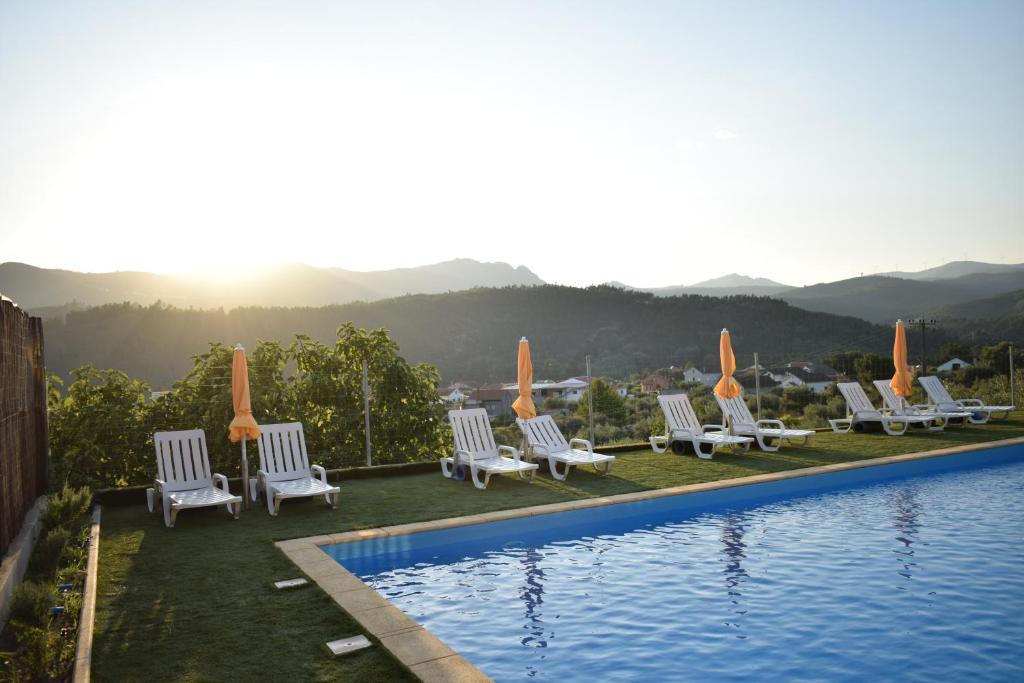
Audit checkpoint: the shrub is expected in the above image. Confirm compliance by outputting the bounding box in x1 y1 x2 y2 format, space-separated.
29 527 70 578
44 485 93 532
9 581 55 628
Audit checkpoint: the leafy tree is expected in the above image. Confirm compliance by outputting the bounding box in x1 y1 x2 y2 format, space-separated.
979 342 1024 375
576 378 627 423
939 341 973 363
47 366 151 488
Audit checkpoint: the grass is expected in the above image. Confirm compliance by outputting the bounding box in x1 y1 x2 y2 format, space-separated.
92 415 1024 682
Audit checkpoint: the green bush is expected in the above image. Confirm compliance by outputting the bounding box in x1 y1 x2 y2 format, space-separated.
8 581 55 628
29 528 70 578
44 485 93 532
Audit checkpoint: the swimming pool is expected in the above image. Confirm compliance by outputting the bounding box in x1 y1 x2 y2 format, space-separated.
325 446 1024 681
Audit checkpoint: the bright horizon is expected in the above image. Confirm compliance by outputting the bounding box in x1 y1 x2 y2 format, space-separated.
2 1 1023 288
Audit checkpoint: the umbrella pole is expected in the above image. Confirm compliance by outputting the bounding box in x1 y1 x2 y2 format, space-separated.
241 439 250 510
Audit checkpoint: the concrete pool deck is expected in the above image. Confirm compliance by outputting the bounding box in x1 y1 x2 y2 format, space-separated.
277 434 1024 682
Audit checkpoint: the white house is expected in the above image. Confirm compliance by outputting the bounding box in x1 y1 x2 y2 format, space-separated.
936 357 972 373
503 377 591 404
438 386 467 404
682 367 722 387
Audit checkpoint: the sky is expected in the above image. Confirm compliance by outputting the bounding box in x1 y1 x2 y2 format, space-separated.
1 0 1022 288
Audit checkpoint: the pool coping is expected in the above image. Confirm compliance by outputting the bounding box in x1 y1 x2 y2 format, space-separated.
276 434 1024 682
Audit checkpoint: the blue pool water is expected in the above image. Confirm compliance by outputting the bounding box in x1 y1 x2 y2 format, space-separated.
326 447 1024 681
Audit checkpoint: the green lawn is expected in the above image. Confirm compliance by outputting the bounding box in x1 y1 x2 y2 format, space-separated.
93 416 1024 682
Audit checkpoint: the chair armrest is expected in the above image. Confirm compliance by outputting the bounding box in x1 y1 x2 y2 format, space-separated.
702 424 726 434
498 444 521 466
957 398 984 408
530 443 552 455
212 473 231 493
756 419 785 430
154 478 166 492
569 438 593 454
311 464 329 485
455 448 475 467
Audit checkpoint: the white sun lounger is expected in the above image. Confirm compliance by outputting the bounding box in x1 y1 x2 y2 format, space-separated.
516 415 614 480
716 395 814 452
442 408 538 489
249 422 340 515
650 393 753 459
147 429 241 528
829 382 933 435
872 380 969 430
918 376 1015 424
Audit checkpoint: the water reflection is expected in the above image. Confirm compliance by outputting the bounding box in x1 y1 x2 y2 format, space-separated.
890 488 921 581
720 514 749 635
518 547 549 650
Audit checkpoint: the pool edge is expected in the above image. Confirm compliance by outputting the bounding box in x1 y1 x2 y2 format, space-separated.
277 434 1024 683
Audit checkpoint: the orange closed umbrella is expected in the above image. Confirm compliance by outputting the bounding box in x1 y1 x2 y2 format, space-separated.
229 344 260 509
512 337 537 419
713 328 743 399
890 320 913 400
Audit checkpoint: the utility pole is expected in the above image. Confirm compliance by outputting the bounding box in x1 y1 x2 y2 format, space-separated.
907 319 937 376
1010 343 1016 409
586 355 595 446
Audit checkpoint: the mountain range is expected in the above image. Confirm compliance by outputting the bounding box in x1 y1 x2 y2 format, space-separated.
3 259 1024 326
0 259 543 311
41 286 892 388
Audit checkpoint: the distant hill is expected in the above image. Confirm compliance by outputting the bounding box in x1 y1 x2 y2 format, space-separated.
689 273 791 289
879 261 1024 281
610 273 794 298
931 289 1024 320
0 259 544 310
40 286 892 388
778 271 1024 323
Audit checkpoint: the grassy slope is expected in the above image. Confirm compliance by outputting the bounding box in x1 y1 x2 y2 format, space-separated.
93 416 1024 682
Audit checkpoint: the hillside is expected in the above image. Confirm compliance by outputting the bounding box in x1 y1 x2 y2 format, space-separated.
0 259 544 310
931 289 1024 320
778 271 1024 323
41 286 892 388
611 274 795 297
880 261 1024 281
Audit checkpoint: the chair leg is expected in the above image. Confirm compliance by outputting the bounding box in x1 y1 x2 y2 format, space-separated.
549 457 570 481
692 440 715 460
649 436 669 454
325 491 337 509
471 465 488 490
883 419 907 436
162 496 174 528
266 489 279 515
756 434 780 452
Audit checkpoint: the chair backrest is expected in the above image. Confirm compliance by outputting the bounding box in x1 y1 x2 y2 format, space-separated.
872 380 904 413
154 429 213 492
658 393 702 435
837 382 882 418
716 395 755 428
449 408 500 460
255 422 312 482
517 415 570 453
918 376 954 406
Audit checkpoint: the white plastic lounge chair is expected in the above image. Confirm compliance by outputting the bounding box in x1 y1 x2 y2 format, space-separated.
716 395 815 452
249 422 340 515
442 408 538 490
516 415 614 480
918 376 1015 425
829 382 933 435
872 380 969 431
147 429 241 528
650 393 753 459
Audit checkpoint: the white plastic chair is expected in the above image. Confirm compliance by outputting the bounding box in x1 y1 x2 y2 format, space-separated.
716 395 815 452
517 415 614 480
918 376 1015 424
441 409 538 489
650 393 753 459
829 382 933 435
250 422 340 515
872 380 968 430
147 429 241 528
